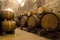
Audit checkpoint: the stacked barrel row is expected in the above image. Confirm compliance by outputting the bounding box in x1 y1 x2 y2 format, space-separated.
17 7 60 32
0 11 16 35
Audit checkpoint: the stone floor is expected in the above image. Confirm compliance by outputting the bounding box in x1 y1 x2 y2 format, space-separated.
0 28 60 40
0 28 50 40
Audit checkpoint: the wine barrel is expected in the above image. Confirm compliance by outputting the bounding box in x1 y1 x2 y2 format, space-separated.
38 7 43 14
16 19 21 27
37 7 51 14
27 11 31 16
2 20 16 32
1 11 14 20
28 15 41 28
55 13 60 30
20 16 28 27
42 7 51 13
40 13 59 31
15 16 22 27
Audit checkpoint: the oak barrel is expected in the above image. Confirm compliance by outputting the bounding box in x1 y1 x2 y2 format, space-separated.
20 16 28 27
2 19 16 32
55 13 60 30
1 11 14 19
40 13 59 31
38 7 43 14
28 15 41 28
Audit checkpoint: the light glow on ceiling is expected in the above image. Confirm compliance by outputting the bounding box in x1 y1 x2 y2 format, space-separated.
5 8 14 12
21 2 24 7
17 0 25 7
17 0 23 4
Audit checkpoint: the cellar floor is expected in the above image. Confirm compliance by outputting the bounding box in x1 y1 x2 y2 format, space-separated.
0 28 60 40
